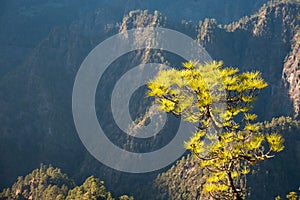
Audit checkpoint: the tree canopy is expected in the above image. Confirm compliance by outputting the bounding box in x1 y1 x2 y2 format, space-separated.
148 60 285 200
0 165 134 200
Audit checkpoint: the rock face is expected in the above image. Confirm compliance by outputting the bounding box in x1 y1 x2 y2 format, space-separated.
197 1 300 119
283 29 300 117
0 0 268 78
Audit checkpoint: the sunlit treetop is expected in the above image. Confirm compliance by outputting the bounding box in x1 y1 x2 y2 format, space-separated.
148 60 268 128
148 61 285 200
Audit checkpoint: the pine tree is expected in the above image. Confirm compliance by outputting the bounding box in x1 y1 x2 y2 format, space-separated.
148 61 285 199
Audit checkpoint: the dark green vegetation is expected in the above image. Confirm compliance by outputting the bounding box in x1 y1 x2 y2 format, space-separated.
0 165 133 200
0 0 299 199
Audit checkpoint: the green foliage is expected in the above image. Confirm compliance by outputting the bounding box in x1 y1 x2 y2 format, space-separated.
155 117 300 200
247 116 300 199
0 164 74 200
154 155 204 200
0 165 134 200
66 176 110 200
148 61 285 200
276 187 300 200
257 116 300 132
118 195 134 200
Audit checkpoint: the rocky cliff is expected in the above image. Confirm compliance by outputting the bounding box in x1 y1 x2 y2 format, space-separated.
197 1 300 118
283 29 300 117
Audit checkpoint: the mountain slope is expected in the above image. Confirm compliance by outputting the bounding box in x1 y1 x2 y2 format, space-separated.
0 0 268 78
283 29 300 117
0 10 172 199
197 1 300 118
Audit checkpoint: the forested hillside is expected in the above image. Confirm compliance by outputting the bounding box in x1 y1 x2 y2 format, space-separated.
0 165 133 200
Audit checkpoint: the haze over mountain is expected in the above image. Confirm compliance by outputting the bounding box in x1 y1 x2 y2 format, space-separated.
0 0 268 77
